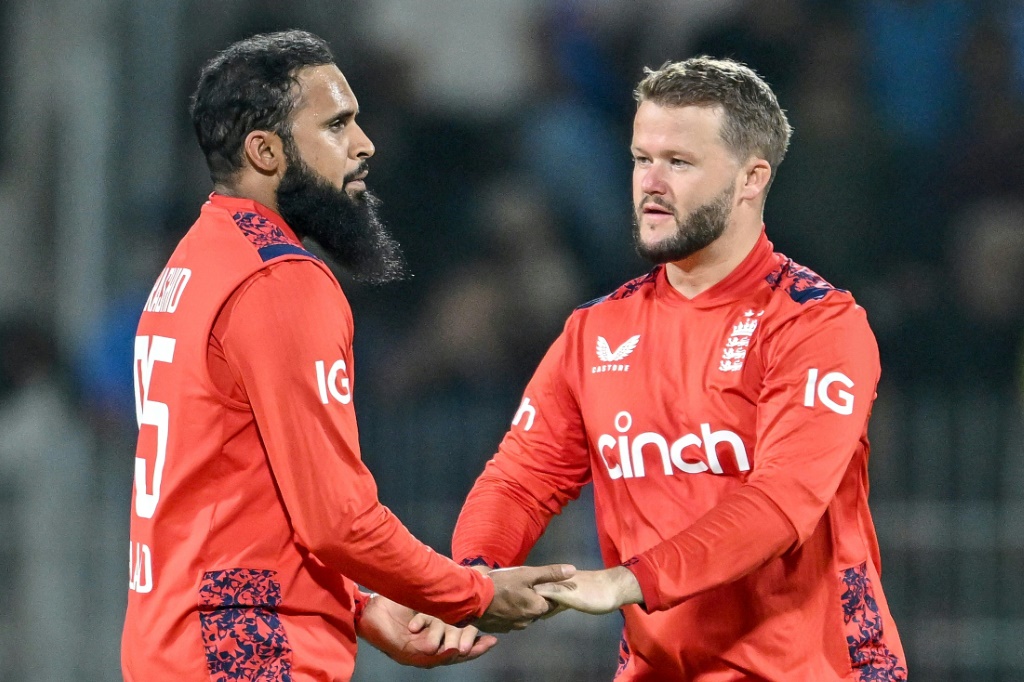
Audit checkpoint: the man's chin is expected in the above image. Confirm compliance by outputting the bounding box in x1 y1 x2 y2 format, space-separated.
635 235 706 265
638 232 678 254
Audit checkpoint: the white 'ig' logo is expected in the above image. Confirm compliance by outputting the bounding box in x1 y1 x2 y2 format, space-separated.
315 360 352 405
803 368 854 415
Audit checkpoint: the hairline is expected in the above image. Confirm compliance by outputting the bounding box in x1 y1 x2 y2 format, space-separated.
190 31 337 182
634 97 760 167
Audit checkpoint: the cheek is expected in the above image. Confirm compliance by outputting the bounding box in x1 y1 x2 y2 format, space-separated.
332 132 352 156
668 173 713 205
311 135 352 171
320 132 349 159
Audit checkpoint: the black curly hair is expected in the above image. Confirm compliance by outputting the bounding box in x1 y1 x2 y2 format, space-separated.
189 30 334 183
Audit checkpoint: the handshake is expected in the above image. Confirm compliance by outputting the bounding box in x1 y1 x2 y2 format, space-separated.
473 563 644 633
359 564 644 669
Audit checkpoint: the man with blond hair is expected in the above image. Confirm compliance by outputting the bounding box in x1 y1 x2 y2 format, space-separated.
454 57 906 680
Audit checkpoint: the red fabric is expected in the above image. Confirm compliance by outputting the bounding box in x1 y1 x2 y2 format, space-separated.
624 486 796 612
122 194 491 682
212 260 492 619
452 482 550 569
453 231 906 680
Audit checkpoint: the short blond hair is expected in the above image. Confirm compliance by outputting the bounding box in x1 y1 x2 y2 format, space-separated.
635 57 792 188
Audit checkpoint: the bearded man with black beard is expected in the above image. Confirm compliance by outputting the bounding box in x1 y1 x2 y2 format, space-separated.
121 30 577 682
275 139 406 285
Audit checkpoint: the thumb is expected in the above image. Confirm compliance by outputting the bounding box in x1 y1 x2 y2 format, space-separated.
526 563 576 586
407 612 432 633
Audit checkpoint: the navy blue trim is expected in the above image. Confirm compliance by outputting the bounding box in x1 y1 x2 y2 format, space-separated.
258 243 317 262
459 556 501 570
576 294 610 311
790 286 834 303
840 562 907 680
765 258 846 305
575 268 660 311
614 629 631 679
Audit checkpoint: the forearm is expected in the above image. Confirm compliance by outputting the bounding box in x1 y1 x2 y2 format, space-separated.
311 503 494 625
625 485 797 611
453 473 552 567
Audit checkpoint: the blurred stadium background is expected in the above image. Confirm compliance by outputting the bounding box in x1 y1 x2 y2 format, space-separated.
0 0 1022 679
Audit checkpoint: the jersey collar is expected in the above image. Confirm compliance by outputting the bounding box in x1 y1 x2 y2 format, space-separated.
655 229 776 309
207 192 302 245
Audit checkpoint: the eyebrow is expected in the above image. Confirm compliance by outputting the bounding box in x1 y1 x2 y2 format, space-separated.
631 145 695 158
324 107 357 127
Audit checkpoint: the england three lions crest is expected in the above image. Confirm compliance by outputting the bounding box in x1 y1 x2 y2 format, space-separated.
593 335 640 373
718 311 762 372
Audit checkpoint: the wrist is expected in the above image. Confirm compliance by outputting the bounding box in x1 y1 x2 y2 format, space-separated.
459 556 500 571
609 566 644 608
353 591 374 634
354 594 381 642
453 564 495 628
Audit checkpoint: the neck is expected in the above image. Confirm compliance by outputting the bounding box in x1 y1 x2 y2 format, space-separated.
663 216 762 299
213 177 280 214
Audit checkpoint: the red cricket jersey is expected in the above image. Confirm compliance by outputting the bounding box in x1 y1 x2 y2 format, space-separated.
122 194 493 681
454 232 906 680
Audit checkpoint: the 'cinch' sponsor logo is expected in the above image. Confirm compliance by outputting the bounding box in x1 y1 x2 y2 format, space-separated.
596 411 749 479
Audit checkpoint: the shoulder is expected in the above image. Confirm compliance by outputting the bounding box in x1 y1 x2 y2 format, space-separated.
231 259 349 323
232 211 320 263
764 254 849 306
216 258 354 357
761 255 876 356
574 267 662 313
762 252 875 337
199 200 320 264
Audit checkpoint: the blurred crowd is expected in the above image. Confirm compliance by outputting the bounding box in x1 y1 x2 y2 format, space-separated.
1 0 1023 680
6 0 1023 428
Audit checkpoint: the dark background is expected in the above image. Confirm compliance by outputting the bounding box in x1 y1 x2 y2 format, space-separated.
0 0 1021 679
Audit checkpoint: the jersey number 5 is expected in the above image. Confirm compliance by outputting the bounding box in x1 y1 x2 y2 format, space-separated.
133 335 176 518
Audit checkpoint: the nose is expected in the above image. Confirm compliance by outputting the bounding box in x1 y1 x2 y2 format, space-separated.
639 164 667 196
350 120 375 160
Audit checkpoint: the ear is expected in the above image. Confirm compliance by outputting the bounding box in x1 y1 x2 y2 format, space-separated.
738 158 772 203
241 130 285 176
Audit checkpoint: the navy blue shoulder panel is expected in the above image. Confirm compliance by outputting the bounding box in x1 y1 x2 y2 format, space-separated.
257 243 317 262
232 210 319 263
575 267 661 311
765 257 846 304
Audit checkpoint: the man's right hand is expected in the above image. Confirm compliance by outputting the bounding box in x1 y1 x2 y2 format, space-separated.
474 564 576 633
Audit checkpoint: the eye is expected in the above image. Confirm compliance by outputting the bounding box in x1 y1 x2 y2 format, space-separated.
632 154 651 166
329 119 346 131
670 158 690 168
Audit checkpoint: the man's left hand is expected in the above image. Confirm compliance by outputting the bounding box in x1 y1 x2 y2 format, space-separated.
357 594 498 668
534 566 644 615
